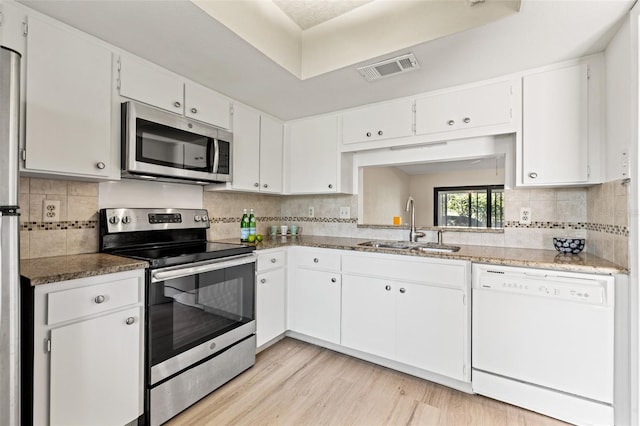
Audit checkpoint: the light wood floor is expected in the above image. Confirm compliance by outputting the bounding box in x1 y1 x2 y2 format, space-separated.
167 338 568 426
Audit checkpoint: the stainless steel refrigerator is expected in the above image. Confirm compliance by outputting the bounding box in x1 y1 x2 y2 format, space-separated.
0 46 22 426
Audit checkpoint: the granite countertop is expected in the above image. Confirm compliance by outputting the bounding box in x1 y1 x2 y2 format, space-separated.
21 253 149 286
219 235 627 275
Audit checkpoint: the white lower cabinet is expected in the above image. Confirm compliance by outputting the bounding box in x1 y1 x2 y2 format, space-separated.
287 248 342 344
341 253 470 382
256 250 286 348
29 269 145 426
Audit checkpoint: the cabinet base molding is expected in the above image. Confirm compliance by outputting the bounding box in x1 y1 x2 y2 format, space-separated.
285 331 473 394
256 333 286 354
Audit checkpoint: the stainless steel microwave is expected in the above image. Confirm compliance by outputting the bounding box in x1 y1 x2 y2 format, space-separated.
121 101 232 184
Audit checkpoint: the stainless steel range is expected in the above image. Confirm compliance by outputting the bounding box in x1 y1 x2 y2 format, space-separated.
99 208 256 426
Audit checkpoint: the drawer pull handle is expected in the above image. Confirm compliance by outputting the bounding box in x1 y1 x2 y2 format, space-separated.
313 258 319 263
125 317 135 325
447 120 455 126
463 117 471 124
261 278 267 284
94 295 106 304
271 258 277 263
528 172 538 179
191 107 198 114
399 288 406 294
366 132 372 137
174 101 181 108
377 130 383 136
96 162 106 170
385 285 391 291
331 278 337 283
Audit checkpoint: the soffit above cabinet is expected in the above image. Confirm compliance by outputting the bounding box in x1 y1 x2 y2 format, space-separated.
17 0 633 121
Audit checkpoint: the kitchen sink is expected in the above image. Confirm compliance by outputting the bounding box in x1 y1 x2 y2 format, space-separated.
358 240 411 249
410 242 460 253
358 240 460 253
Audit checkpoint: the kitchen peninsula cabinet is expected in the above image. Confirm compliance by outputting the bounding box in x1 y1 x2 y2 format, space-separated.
285 114 353 194
414 79 516 137
208 104 283 193
256 249 286 348
341 253 471 382
118 54 231 129
22 14 115 179
519 58 603 186
26 269 145 426
342 98 414 145
287 247 341 343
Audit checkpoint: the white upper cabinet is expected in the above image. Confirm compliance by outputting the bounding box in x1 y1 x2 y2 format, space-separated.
118 55 230 129
286 114 352 194
415 80 515 136
228 103 261 191
342 98 414 145
23 15 114 179
259 115 284 193
207 104 283 193
519 61 601 186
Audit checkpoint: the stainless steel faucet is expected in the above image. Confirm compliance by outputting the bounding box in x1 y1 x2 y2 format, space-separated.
437 229 443 245
405 196 425 242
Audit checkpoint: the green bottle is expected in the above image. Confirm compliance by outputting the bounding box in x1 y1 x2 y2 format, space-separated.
240 209 249 242
249 208 256 236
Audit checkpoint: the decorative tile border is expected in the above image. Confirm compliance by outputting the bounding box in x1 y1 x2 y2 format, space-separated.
209 216 358 224
504 221 628 237
21 220 98 231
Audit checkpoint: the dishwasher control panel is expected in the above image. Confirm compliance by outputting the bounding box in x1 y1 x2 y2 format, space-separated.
474 268 607 305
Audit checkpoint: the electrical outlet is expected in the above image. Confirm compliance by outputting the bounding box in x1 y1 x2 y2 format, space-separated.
339 206 350 219
42 200 61 222
519 207 531 225
308 206 315 218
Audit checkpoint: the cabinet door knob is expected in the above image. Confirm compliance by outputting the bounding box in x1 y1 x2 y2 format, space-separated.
313 258 319 263
263 184 268 188
385 285 391 291
366 132 372 137
528 172 538 179
377 130 383 136
399 288 406 294
260 278 267 284
190 107 198 114
174 101 181 108
96 162 106 170
463 117 471 124
125 317 135 325
94 295 105 304
447 120 455 126
254 182 259 187
328 184 333 189
331 277 337 283
271 258 277 263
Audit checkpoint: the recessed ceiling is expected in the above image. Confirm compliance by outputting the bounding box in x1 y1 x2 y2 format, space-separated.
16 0 634 121
272 0 374 30
192 0 521 79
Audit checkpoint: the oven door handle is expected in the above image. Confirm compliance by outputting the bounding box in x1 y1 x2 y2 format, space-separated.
151 254 255 283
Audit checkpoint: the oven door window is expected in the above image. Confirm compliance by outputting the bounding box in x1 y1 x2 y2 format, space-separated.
148 262 255 366
136 118 213 172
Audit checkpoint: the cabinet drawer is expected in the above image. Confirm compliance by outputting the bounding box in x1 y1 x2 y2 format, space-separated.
257 250 286 272
47 277 141 325
342 255 467 289
292 249 341 271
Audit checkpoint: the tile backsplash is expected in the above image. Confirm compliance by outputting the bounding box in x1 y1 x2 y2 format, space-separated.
20 177 630 269
19 177 99 259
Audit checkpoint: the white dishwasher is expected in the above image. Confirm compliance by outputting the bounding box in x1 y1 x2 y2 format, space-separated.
472 264 615 426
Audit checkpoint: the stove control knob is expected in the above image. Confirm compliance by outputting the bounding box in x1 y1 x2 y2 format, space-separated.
122 216 132 225
108 216 120 225
194 215 202 222
202 215 209 223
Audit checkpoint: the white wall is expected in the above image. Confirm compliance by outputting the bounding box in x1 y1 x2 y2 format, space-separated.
362 167 410 225
606 17 632 181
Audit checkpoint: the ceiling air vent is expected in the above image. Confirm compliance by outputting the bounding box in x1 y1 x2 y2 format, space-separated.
357 53 420 82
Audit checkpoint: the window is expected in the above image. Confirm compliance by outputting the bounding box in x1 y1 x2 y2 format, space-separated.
434 185 504 228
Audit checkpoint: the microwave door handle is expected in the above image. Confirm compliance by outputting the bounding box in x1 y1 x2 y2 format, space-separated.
212 139 220 174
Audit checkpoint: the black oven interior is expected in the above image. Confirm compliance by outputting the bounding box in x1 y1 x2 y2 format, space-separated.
149 262 255 366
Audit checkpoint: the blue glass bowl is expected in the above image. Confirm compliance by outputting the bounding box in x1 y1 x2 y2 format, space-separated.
553 238 585 254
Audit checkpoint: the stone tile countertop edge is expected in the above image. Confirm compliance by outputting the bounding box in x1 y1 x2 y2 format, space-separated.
21 253 149 286
218 236 628 275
